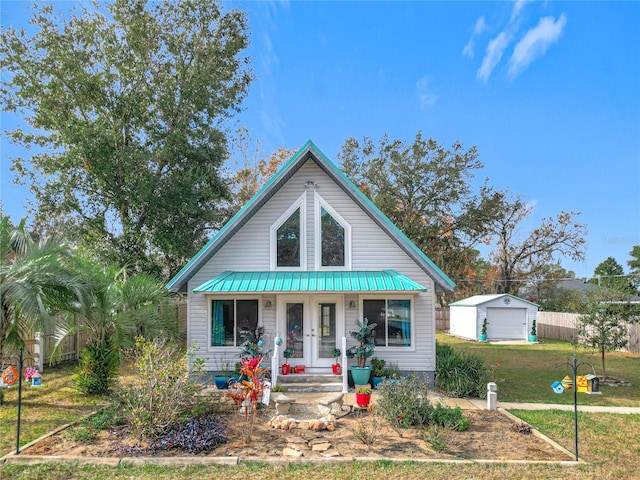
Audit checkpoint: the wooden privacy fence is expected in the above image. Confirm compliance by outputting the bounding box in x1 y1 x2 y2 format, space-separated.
2 330 87 372
435 307 450 331
533 311 640 354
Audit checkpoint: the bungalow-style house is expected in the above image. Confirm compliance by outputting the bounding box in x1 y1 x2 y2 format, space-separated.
167 141 454 386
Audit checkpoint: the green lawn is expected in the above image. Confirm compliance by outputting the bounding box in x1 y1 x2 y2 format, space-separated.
0 363 104 457
437 333 640 407
2 338 640 479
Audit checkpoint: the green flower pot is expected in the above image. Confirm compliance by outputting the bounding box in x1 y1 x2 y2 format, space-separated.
351 366 371 386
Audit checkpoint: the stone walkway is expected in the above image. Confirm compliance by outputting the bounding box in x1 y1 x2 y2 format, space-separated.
280 391 479 410
285 391 640 414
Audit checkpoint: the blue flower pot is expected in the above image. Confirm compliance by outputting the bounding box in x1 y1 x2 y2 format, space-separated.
371 376 384 389
214 376 231 389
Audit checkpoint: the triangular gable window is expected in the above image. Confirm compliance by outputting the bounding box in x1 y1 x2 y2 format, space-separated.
271 193 307 270
315 193 351 270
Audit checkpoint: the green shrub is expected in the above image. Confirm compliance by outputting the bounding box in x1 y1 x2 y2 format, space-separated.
423 424 451 452
435 342 491 398
74 338 120 395
376 374 431 437
429 403 469 431
118 337 204 441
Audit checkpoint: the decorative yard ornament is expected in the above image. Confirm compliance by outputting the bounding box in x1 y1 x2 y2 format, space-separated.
31 370 42 387
1 366 18 386
551 381 565 394
554 353 600 461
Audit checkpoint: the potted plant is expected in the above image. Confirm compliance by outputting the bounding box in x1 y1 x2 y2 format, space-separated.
332 348 342 375
355 384 372 408
370 357 387 388
214 354 232 389
529 319 537 343
346 317 377 385
479 318 488 342
281 347 294 375
229 361 242 386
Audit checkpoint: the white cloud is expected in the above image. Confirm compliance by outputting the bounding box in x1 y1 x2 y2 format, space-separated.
511 0 533 23
416 75 437 108
474 16 488 35
462 16 488 59
508 14 567 78
477 31 511 82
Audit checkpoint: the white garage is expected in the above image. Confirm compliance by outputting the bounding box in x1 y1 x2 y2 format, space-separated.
448 294 538 341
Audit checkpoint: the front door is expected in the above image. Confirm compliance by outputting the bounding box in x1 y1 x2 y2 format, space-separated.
281 295 343 369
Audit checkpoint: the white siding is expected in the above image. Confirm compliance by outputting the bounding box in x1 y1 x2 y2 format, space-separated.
187 159 439 372
449 306 478 340
449 296 537 342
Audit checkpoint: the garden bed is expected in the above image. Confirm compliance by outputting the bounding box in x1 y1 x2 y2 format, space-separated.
17 401 570 462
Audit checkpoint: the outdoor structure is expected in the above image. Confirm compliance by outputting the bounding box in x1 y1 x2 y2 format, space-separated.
167 141 454 383
449 294 538 341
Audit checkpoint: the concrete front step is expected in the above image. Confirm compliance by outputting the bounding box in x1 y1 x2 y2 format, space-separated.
276 373 343 392
275 382 343 393
278 373 339 384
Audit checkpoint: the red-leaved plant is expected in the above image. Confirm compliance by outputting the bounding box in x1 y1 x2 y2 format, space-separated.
225 355 269 443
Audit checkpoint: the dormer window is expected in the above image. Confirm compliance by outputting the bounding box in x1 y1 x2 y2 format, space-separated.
271 193 307 270
315 193 351 270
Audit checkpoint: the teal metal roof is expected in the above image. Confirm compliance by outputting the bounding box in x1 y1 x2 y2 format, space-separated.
449 294 539 307
193 270 427 293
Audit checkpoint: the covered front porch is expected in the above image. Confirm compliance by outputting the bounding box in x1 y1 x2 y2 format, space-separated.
193 269 427 391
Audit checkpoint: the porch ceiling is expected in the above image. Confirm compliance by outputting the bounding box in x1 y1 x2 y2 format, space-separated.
193 270 427 293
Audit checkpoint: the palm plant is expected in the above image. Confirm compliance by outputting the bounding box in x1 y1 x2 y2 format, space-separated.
54 258 178 394
0 216 81 360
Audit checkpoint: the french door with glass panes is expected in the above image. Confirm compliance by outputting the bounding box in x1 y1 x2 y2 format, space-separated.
281 295 343 369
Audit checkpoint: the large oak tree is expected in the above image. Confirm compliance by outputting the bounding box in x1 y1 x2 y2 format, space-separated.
487 193 587 294
339 132 508 297
1 0 253 278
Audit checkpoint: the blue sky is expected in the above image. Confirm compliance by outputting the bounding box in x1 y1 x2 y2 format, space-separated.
2 1 639 279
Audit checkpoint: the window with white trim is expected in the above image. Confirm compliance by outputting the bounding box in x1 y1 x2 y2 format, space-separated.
277 208 300 267
271 193 306 270
363 299 412 347
211 299 258 347
314 193 351 270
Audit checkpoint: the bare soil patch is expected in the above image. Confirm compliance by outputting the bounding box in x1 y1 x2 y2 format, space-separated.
22 400 569 461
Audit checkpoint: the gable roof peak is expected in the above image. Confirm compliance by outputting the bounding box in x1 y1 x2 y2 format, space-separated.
167 141 455 293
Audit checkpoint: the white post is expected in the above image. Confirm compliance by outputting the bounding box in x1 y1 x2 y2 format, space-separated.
487 382 498 410
34 332 43 371
341 336 348 393
271 338 279 388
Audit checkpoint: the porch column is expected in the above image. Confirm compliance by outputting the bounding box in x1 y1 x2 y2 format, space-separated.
271 338 280 388
341 336 348 393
